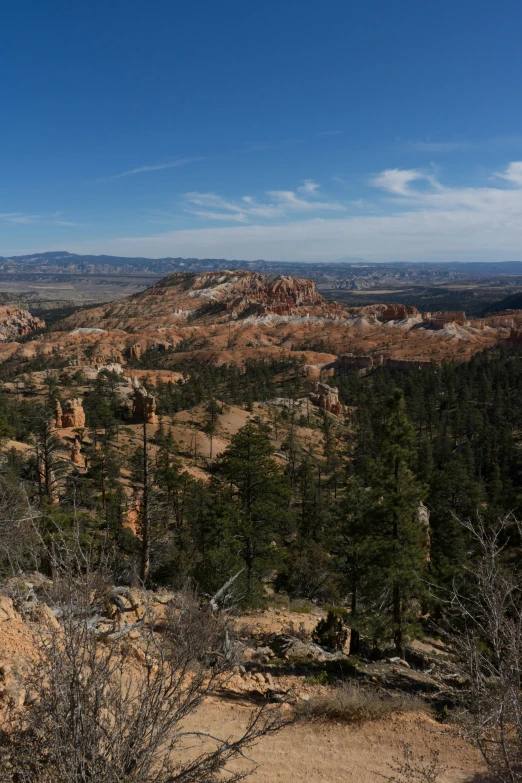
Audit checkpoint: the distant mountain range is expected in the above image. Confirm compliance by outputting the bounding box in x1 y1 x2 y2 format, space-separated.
3 251 522 278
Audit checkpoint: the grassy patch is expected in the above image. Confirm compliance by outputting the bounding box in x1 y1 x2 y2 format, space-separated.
290 602 312 614
296 684 428 724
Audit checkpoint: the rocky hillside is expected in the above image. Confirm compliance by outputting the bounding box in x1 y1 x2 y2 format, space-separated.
2 270 522 372
58 271 328 332
0 306 44 341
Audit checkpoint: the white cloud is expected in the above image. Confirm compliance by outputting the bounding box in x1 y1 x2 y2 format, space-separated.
183 184 345 223
0 212 80 227
371 168 440 196
297 179 320 195
13 162 522 263
496 161 522 186
186 210 250 223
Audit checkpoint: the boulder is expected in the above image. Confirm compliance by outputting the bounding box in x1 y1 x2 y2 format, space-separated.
269 634 327 662
0 596 17 623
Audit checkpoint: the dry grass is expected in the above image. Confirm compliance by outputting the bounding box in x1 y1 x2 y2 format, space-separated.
296 684 429 724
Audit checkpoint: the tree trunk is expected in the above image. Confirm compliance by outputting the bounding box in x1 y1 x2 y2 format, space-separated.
101 456 106 510
393 582 403 656
139 420 150 585
245 537 254 598
349 579 360 655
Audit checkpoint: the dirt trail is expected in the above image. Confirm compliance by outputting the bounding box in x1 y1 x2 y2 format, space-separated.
185 701 485 783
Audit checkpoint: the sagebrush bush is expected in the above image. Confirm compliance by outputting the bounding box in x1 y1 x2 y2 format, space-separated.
296 684 428 724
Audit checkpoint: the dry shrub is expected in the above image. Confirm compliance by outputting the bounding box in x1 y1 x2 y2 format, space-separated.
0 540 287 783
381 744 447 783
442 516 522 783
296 684 429 724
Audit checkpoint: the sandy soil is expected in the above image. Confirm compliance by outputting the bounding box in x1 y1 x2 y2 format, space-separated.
184 700 485 783
0 595 486 783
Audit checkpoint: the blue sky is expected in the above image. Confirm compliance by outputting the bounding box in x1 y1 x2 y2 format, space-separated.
3 0 522 261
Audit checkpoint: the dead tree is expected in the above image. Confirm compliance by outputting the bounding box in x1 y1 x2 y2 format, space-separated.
443 515 522 783
139 420 151 585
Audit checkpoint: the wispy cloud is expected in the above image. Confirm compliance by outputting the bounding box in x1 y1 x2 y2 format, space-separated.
98 157 205 182
0 212 81 227
298 179 320 195
407 136 522 153
244 138 303 153
183 181 345 224
244 143 277 152
0 213 40 225
317 130 344 137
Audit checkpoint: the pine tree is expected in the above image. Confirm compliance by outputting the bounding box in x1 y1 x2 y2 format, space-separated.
33 415 66 502
215 421 291 601
335 477 374 655
203 397 220 459
366 390 428 655
86 433 121 512
130 422 153 584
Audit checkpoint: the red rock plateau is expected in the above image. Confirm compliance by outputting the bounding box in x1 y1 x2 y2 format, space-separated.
2 270 522 374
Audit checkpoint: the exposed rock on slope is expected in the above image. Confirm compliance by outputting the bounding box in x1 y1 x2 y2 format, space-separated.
3 271 522 373
0 306 44 341
58 271 328 333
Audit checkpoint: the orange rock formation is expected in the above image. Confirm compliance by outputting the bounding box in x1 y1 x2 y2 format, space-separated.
0 306 44 341
55 398 86 429
308 381 344 416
